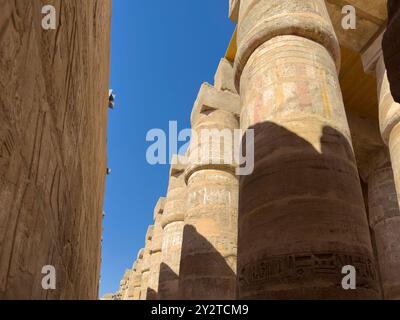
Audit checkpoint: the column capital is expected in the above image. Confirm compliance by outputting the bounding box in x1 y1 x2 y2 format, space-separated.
153 197 166 221
214 58 237 94
233 0 340 91
229 0 240 24
170 155 188 176
137 248 144 260
145 225 154 241
361 30 385 74
190 82 240 126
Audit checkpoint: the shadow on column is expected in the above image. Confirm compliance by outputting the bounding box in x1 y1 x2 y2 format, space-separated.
383 0 400 102
237 121 381 299
179 225 236 300
146 288 157 300
157 263 180 300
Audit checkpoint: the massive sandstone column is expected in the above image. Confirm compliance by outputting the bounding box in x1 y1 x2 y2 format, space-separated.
119 270 130 300
125 261 138 300
367 148 400 299
179 67 240 299
133 250 144 300
0 0 111 299
147 197 166 300
140 226 154 300
232 0 379 299
362 33 400 300
158 156 187 300
375 54 400 208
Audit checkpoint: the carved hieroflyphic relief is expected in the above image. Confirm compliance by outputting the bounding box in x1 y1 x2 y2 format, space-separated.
239 252 378 290
0 1 111 299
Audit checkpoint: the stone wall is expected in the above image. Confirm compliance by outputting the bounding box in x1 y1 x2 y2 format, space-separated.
0 0 111 299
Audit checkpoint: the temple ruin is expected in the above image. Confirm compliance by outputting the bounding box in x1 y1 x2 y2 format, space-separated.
1 0 400 301
108 0 400 300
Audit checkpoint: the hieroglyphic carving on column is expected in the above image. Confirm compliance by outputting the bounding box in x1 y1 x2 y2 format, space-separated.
147 197 166 300
140 226 154 300
158 156 188 300
179 62 240 299
0 0 111 300
233 0 379 299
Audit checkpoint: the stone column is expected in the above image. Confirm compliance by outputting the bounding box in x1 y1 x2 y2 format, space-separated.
125 260 140 300
377 57 400 209
147 197 166 300
232 0 379 299
158 156 187 300
179 65 240 299
133 250 144 300
140 226 154 300
363 32 400 210
362 33 400 300
119 270 130 300
367 149 400 299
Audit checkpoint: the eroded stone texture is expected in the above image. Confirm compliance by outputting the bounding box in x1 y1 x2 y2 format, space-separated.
158 156 187 300
119 270 130 300
133 250 144 300
0 0 111 299
215 58 237 94
147 197 166 300
234 0 379 299
367 148 400 299
140 226 153 300
228 0 240 24
179 78 240 300
375 56 400 211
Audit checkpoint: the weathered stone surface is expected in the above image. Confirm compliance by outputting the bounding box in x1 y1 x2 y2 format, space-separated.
228 0 240 24
119 270 130 299
367 148 400 300
214 58 237 94
346 110 384 181
140 226 153 300
234 0 379 299
326 0 386 53
158 156 187 300
376 56 400 208
180 83 239 300
133 250 144 300
234 0 341 92
147 197 166 300
191 83 240 127
0 0 111 299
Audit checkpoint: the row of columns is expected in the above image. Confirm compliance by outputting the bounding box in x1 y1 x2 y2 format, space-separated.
110 59 241 300
110 0 400 300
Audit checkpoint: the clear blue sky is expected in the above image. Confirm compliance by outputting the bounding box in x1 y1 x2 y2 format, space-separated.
100 0 235 296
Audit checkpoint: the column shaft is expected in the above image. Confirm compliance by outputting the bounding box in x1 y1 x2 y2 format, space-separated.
158 156 187 300
377 56 400 209
234 0 379 299
147 198 166 300
140 226 154 300
179 82 240 300
368 149 400 299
